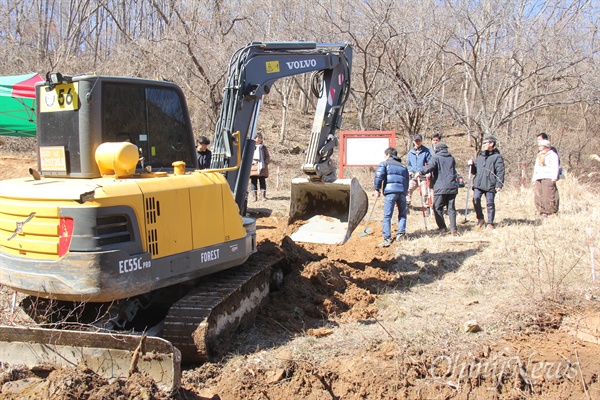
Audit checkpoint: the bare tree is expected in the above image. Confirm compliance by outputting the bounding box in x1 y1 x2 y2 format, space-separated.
440 0 597 154
382 0 453 142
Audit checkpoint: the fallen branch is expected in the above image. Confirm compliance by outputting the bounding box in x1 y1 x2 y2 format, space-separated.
575 350 591 400
128 335 146 376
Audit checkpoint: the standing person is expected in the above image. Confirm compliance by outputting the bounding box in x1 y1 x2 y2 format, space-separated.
430 133 442 154
196 135 212 170
406 134 432 208
532 140 560 217
374 148 409 247
420 142 459 234
536 132 561 179
426 133 442 211
250 133 270 201
468 136 505 229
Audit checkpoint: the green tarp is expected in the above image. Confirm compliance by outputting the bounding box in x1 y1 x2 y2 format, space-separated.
0 73 44 137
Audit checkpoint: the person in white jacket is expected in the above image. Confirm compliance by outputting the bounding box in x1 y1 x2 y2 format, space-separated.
532 140 560 217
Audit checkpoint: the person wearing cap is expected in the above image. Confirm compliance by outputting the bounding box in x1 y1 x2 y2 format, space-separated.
468 136 505 229
420 141 459 234
532 139 560 217
406 133 432 208
374 147 410 247
196 135 212 170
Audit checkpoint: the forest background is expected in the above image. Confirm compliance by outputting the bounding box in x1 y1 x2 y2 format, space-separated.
0 0 599 175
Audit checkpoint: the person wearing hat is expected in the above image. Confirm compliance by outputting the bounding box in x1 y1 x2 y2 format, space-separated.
420 141 459 234
196 135 212 170
406 133 432 208
468 136 505 229
532 139 560 217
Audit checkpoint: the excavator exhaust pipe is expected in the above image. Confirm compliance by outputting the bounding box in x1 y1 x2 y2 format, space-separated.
288 177 368 245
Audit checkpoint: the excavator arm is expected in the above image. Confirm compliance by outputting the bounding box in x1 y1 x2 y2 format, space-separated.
211 42 367 244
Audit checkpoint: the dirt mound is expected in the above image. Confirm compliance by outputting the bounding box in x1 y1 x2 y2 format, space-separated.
254 234 400 338
0 366 170 400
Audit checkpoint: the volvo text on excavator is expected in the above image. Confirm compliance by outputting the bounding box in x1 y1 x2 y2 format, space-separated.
0 42 367 391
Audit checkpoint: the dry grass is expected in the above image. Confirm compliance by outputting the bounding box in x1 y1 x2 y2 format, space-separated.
262 174 600 364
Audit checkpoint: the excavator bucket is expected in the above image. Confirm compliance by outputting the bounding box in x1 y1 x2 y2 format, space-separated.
289 177 368 245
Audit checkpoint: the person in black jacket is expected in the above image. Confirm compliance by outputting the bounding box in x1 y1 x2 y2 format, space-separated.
420 142 459 234
196 135 212 170
374 147 410 247
468 136 505 229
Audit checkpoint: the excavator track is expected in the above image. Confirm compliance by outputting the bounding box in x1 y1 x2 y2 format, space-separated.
162 252 282 364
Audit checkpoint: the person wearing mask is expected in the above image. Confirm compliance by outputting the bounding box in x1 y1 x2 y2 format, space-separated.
468 136 505 229
196 135 212 170
250 133 271 201
420 142 459 235
532 140 560 217
374 147 409 247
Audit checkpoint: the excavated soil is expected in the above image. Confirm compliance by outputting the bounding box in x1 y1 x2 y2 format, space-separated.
1 151 599 399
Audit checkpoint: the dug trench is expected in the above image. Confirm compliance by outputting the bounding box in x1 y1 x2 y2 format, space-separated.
179 206 600 400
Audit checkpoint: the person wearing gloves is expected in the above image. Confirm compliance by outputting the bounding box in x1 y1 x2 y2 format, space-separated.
532 140 560 217
374 147 410 248
468 136 505 229
406 134 432 208
420 142 459 234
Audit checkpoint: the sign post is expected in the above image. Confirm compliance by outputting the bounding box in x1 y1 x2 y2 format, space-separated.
339 131 396 178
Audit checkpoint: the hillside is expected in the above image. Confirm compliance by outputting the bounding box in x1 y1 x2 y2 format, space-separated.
0 137 599 399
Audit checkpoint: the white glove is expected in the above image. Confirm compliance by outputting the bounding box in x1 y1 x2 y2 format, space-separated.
467 159 473 166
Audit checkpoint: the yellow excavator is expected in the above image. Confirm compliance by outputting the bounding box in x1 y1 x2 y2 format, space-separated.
0 42 367 391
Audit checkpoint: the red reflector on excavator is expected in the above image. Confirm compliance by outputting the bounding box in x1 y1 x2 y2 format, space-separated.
58 217 74 257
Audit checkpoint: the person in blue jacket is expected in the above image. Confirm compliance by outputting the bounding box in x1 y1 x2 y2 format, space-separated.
374 147 410 247
406 134 432 208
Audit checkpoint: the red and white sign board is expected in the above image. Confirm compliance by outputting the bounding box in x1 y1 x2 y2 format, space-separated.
339 131 396 178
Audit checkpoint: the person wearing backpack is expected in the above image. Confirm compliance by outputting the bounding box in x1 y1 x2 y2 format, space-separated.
374 147 410 248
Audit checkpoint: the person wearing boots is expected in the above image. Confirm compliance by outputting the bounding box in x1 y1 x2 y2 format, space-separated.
468 136 505 229
250 133 270 201
420 142 459 235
